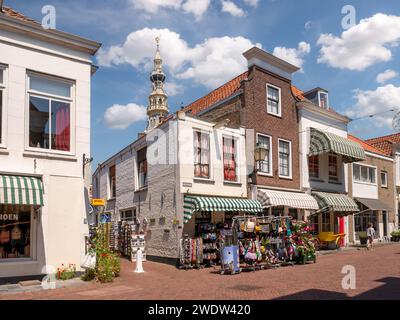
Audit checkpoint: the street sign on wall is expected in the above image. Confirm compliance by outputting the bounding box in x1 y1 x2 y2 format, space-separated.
91 199 105 206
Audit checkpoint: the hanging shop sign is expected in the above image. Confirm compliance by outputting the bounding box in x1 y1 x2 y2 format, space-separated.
91 199 105 206
0 214 19 221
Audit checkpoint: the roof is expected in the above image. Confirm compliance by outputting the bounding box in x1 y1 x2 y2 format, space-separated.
365 132 400 156
1 6 39 25
348 134 390 157
184 70 307 116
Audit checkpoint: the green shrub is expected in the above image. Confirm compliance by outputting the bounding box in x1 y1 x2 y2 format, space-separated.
391 230 400 237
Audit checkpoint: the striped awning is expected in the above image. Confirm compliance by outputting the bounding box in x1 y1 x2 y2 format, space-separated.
309 128 366 163
183 196 262 224
0 175 44 206
312 192 359 213
257 189 319 210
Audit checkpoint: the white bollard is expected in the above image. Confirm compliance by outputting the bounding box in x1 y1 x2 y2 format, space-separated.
134 248 144 273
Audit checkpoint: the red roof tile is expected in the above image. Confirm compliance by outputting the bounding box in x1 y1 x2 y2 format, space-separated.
1 6 39 25
291 85 305 100
348 134 390 157
365 133 400 156
184 72 248 115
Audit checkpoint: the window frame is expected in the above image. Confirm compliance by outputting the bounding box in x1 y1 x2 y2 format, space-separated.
120 208 137 223
266 83 282 117
328 154 339 182
318 91 329 109
308 155 319 179
278 138 292 179
381 170 388 188
223 135 239 183
137 147 148 189
352 163 377 185
193 130 211 179
256 133 272 176
108 165 116 199
0 65 7 149
25 72 75 155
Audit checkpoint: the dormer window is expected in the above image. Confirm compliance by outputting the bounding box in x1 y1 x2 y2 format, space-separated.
319 91 329 109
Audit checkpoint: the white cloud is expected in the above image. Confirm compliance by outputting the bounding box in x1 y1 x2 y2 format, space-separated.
182 0 211 20
346 84 400 127
104 103 147 129
97 28 261 88
164 82 184 96
244 0 259 7
304 21 312 32
221 0 245 17
130 0 183 13
317 13 400 71
272 41 311 70
376 69 398 84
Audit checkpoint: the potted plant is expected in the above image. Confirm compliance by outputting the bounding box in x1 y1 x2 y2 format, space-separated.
390 231 400 242
358 231 368 245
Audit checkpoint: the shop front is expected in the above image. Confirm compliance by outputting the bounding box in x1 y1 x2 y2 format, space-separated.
0 175 44 263
311 191 359 246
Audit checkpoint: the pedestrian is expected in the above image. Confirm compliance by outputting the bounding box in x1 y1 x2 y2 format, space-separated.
366 223 375 250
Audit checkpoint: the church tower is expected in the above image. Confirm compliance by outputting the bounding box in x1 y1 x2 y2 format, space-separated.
145 37 169 133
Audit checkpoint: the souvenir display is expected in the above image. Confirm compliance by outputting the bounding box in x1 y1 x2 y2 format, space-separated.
131 234 146 262
179 235 203 268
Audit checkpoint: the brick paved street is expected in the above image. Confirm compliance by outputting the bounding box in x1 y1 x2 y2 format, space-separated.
1 244 399 300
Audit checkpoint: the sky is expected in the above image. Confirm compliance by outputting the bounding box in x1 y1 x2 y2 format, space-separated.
6 0 400 165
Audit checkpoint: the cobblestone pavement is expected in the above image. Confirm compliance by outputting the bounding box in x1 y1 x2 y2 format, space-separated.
1 244 399 300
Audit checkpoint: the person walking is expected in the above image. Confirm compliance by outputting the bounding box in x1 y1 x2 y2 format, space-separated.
366 223 375 250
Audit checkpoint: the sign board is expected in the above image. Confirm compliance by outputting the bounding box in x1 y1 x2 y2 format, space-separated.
91 199 105 206
182 182 192 188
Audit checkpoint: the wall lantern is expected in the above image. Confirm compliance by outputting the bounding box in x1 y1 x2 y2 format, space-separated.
254 143 268 162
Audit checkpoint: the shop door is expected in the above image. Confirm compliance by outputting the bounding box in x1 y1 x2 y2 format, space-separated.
382 211 388 237
338 216 345 247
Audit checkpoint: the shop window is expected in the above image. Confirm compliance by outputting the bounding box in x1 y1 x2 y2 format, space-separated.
137 147 148 188
278 139 291 178
321 212 330 232
271 206 284 217
109 165 116 198
355 211 378 237
288 208 298 220
353 164 376 184
193 131 210 178
28 73 73 152
120 208 136 222
309 214 319 234
266 84 281 116
0 205 31 260
328 154 338 181
381 171 388 188
223 137 238 182
256 134 272 174
308 155 319 179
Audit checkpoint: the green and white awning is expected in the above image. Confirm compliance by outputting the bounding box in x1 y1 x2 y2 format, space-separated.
183 195 262 224
257 189 319 210
312 192 359 213
0 175 44 206
309 128 366 163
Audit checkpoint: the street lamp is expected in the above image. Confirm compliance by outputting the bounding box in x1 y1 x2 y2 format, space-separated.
248 143 268 184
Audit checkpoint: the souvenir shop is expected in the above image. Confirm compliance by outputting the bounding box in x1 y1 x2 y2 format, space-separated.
180 196 317 273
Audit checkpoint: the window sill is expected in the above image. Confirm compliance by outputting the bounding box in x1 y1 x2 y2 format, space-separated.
279 175 293 180
257 171 273 177
0 148 9 155
224 181 242 186
135 186 148 192
107 197 116 201
193 177 215 184
309 178 324 183
23 151 77 162
0 258 37 265
328 180 342 185
266 111 282 118
353 180 376 186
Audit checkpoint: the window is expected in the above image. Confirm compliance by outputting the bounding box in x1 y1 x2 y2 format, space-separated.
120 208 136 223
28 74 72 152
267 84 281 116
193 131 210 178
0 205 32 260
353 164 376 184
321 212 330 232
0 67 4 146
381 171 388 188
328 154 338 181
109 165 116 198
355 212 378 235
278 139 291 177
256 134 271 174
308 155 319 179
223 137 238 182
137 147 148 188
319 92 329 109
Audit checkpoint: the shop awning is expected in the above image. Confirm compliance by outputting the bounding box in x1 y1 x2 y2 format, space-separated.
257 189 319 210
355 198 392 211
309 128 366 163
183 196 262 224
0 175 44 206
312 192 359 213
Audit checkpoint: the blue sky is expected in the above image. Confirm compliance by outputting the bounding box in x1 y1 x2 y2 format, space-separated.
7 0 400 164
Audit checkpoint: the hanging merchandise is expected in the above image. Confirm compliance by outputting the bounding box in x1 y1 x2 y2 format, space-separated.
131 234 146 262
179 235 203 269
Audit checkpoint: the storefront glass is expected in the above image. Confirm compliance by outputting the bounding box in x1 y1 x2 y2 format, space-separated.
0 205 31 260
354 211 378 237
